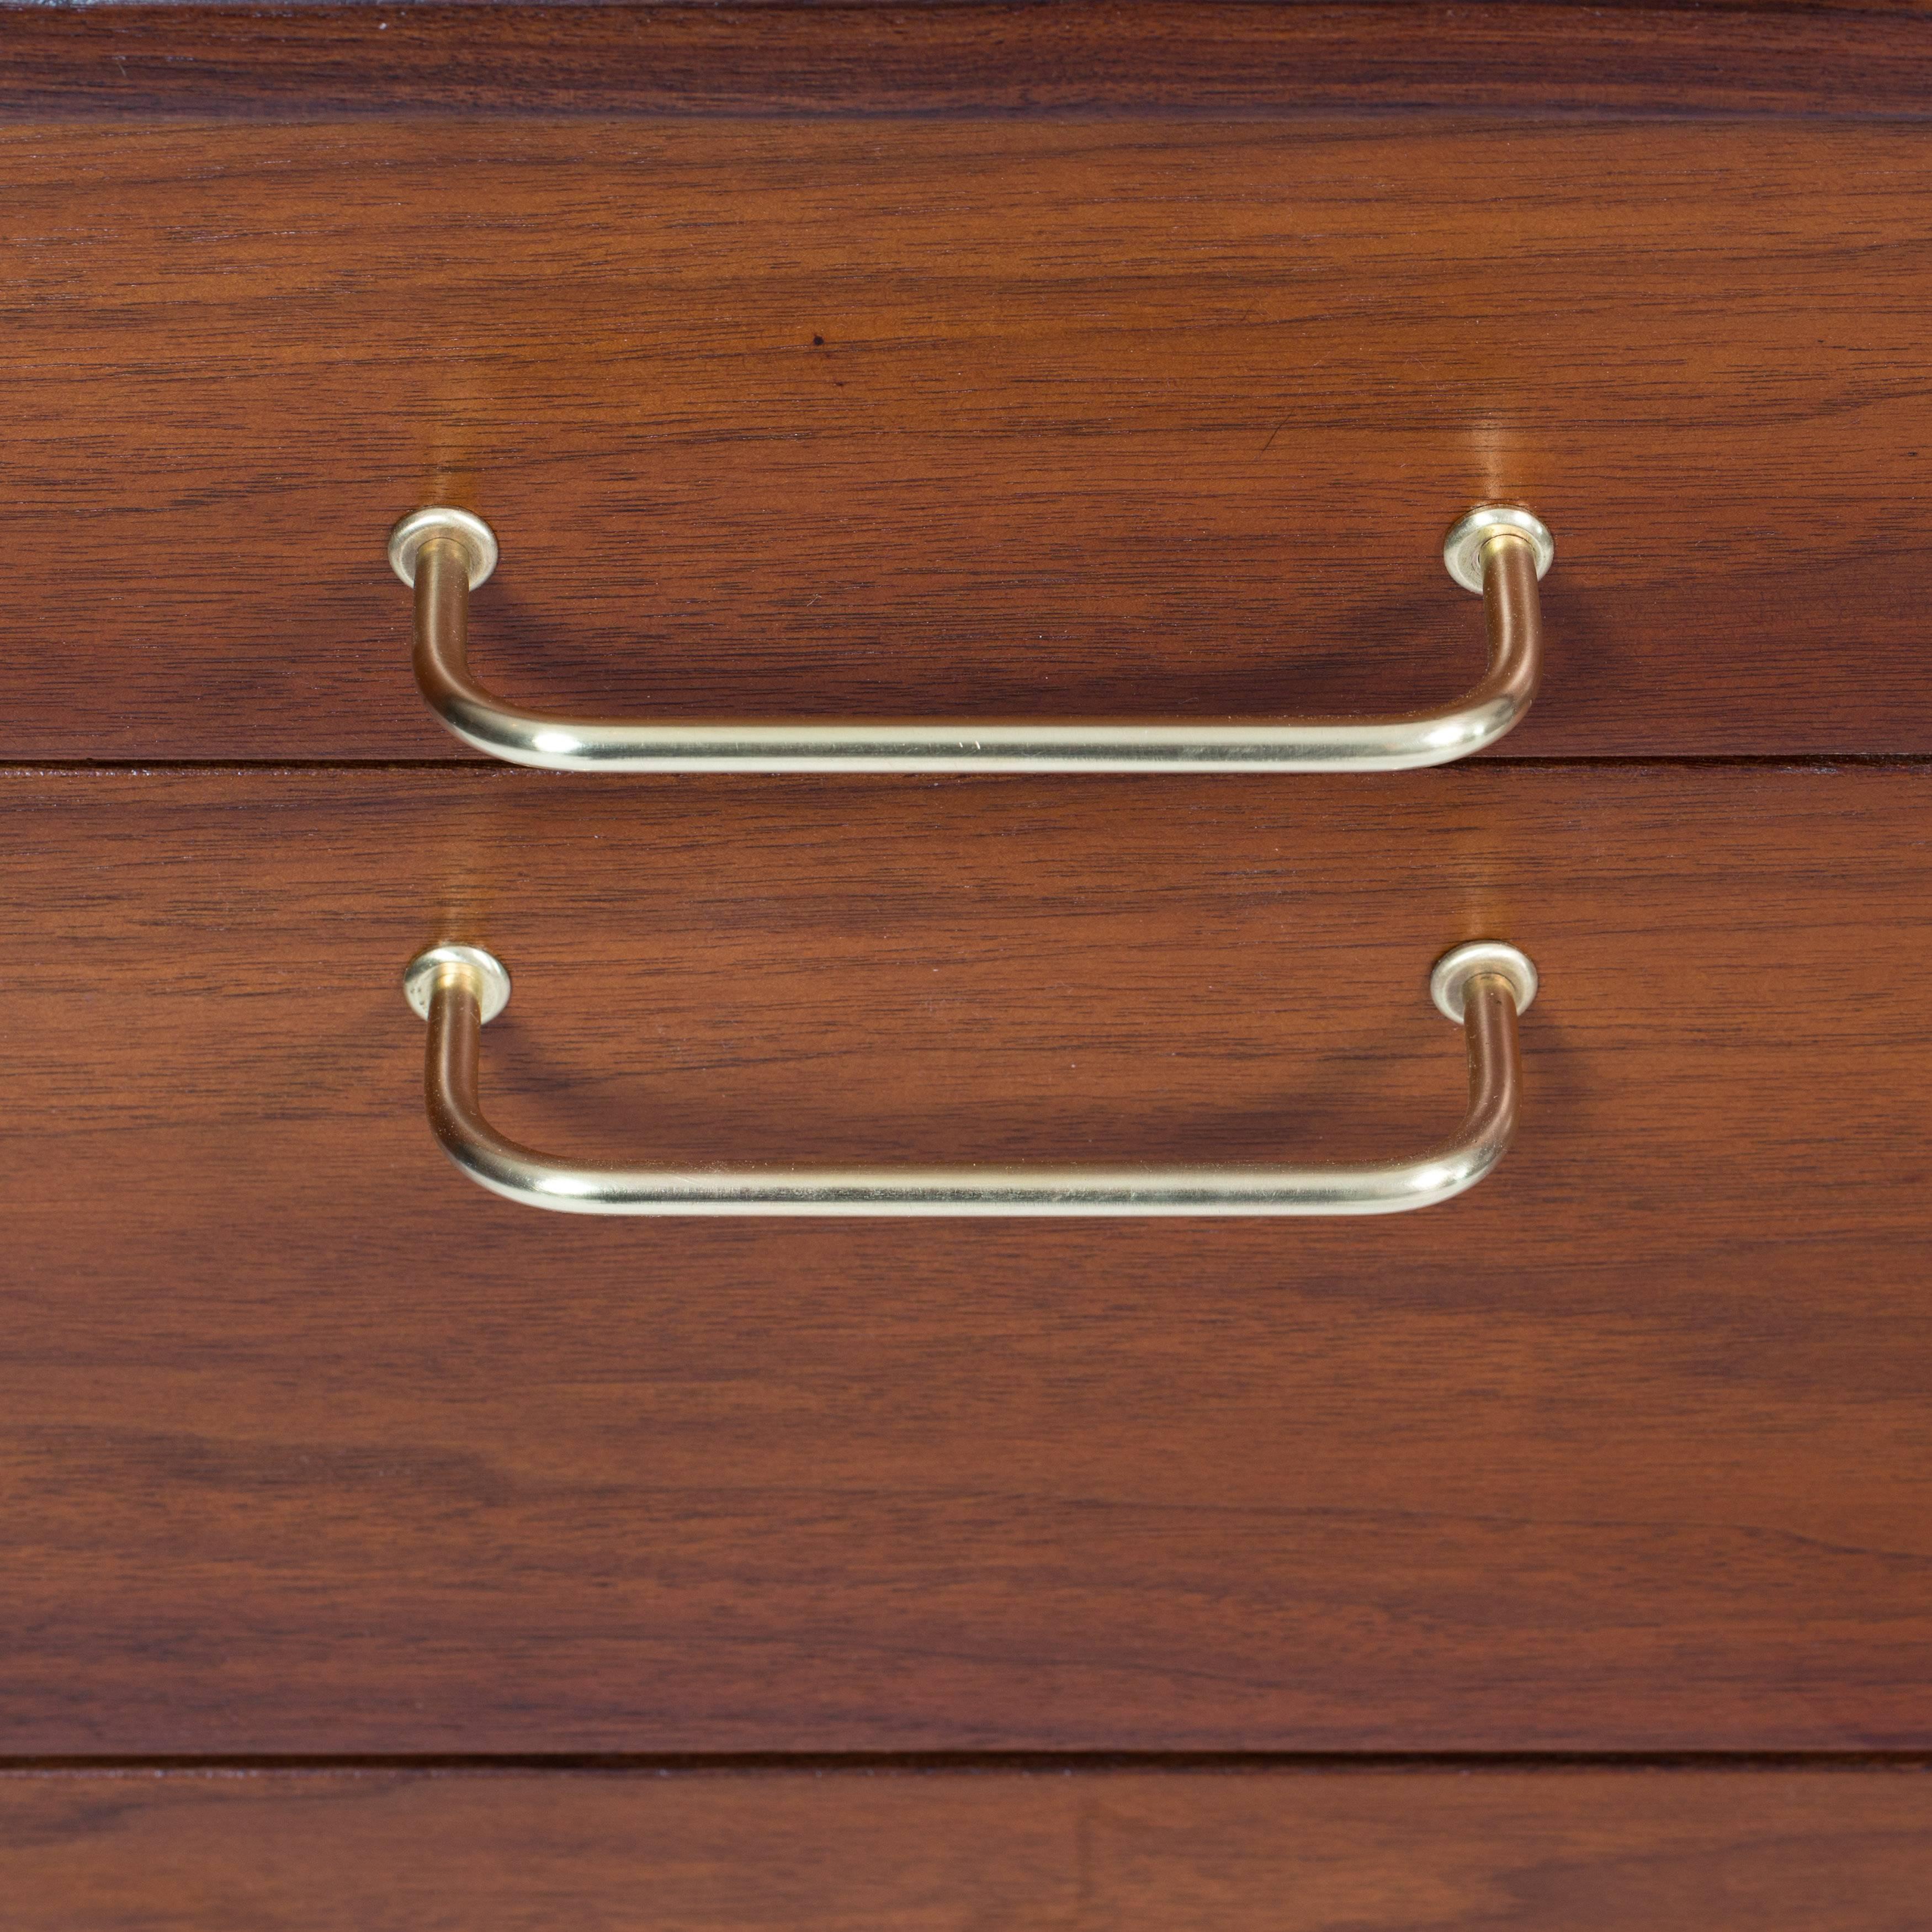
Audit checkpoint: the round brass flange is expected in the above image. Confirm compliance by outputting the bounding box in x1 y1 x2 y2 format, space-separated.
1441 505 1555 595
388 506 500 590
1430 941 1538 1023
404 944 513 1025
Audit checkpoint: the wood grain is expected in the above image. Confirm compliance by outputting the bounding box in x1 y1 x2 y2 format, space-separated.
5 1767 1932 1931
6 117 1932 761
7 3 1932 121
2 764 1930 1753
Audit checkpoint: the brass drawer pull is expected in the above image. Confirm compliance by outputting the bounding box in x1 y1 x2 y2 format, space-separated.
390 506 1552 773
401 941 1536 1217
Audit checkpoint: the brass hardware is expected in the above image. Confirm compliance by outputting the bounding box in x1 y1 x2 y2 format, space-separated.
404 943 511 1023
1440 505 1556 594
1430 939 1538 1021
402 943 1535 1217
392 505 1552 773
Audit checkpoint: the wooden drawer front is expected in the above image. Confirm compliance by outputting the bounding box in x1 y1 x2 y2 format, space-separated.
5 1769 1931 1932
5 117 1931 761
4 765 1929 1753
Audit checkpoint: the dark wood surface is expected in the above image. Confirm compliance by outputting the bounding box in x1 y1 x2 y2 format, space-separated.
6 115 1932 760
4 763 1930 1753
6 1766 1932 1930
9 0 1928 1878
8 3 1932 121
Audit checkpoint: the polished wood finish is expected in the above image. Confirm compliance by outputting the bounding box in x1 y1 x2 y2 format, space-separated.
4 764 1929 1753
6 1768 1932 1930
5 116 1932 760
7 3 1932 121
9 0 1925 1889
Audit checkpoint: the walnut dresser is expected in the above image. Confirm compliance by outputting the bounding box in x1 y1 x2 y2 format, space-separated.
4 3 1932 1924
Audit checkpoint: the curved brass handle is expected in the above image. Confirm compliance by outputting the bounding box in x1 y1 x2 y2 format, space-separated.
402 941 1536 1217
391 506 1552 773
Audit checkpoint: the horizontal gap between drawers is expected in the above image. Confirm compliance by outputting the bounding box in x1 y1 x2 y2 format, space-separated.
4 1753 1930 1777
3 756 1932 776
